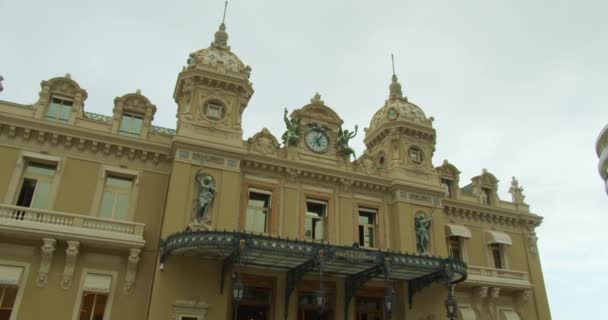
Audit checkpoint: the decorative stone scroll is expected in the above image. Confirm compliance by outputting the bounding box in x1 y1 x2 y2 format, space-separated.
36 238 56 287
61 241 80 289
514 290 530 319
123 248 141 294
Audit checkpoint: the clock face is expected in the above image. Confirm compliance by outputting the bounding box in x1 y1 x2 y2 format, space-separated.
304 128 330 153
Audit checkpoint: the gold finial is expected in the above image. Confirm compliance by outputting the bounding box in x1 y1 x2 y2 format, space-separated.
222 1 228 24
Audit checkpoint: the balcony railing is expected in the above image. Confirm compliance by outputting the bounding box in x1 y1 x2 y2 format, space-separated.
0 204 145 248
465 265 531 288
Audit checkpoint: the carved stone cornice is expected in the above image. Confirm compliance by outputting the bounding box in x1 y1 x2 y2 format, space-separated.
123 248 141 294
443 200 542 231
364 122 436 149
61 241 80 289
0 118 171 169
174 71 253 103
241 159 390 193
36 238 56 288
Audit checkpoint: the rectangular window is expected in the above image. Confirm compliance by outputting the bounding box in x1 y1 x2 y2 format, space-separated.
441 178 453 198
16 163 56 209
245 188 271 233
99 176 133 221
448 237 462 261
0 284 18 320
46 97 73 122
0 265 24 320
481 187 492 205
305 200 326 241
205 103 223 120
78 274 112 320
490 244 503 269
358 208 377 248
119 113 143 137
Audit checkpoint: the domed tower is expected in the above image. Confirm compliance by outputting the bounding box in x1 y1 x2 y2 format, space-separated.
363 74 438 187
173 19 254 149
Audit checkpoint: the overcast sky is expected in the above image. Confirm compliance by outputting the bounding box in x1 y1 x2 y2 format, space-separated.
2 0 607 318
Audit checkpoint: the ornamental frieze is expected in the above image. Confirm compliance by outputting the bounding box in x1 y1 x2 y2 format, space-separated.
175 149 240 171
398 191 442 207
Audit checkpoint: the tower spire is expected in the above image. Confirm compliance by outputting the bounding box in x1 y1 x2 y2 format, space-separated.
222 1 228 24
389 54 403 99
212 1 230 49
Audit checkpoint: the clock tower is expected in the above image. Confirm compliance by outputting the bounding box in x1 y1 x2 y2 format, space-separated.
286 93 347 166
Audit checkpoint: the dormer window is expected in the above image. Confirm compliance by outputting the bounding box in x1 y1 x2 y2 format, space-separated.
119 112 144 137
408 146 423 164
203 100 225 120
481 187 492 205
46 97 73 122
441 178 453 198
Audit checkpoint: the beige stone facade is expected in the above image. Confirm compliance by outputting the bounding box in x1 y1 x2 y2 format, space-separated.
0 20 550 320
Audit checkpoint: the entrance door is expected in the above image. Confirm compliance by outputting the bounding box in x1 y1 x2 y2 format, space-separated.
355 297 383 320
236 306 268 320
235 287 272 320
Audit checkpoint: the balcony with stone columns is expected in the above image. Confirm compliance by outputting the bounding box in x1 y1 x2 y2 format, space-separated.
462 265 532 290
0 203 145 249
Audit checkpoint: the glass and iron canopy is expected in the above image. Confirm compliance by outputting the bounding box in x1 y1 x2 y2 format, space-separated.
160 230 467 320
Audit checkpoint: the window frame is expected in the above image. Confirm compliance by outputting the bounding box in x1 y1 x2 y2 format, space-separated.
304 198 328 241
46 95 74 123
441 178 453 198
90 166 140 222
118 111 144 137
488 243 509 269
447 236 467 262
244 188 272 234
4 152 63 210
407 146 423 164
71 269 117 320
202 99 225 121
240 178 280 235
0 260 30 320
357 207 378 249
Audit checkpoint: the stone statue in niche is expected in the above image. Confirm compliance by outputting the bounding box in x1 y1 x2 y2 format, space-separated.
415 212 433 254
337 125 358 160
195 170 216 223
282 108 301 147
480 188 490 205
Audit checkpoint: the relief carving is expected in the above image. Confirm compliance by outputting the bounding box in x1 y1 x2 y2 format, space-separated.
248 128 280 156
36 238 56 287
61 241 80 289
514 290 530 319
123 248 141 294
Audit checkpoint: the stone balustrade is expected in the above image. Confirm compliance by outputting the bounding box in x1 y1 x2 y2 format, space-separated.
465 264 531 288
0 203 145 248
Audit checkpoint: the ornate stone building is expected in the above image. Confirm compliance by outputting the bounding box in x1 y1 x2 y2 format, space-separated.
0 17 550 320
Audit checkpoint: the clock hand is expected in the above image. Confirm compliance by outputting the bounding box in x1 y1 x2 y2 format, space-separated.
314 135 322 147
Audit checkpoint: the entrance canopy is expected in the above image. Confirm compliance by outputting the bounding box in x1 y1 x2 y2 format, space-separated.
160 230 467 319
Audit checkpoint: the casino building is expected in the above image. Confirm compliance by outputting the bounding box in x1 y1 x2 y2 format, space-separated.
0 14 550 320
